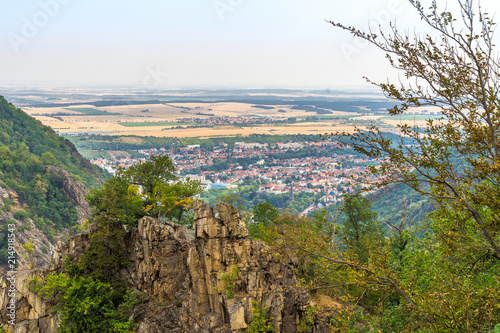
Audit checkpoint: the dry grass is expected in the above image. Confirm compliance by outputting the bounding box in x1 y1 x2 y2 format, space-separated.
115 137 144 144
24 107 82 115
105 150 132 159
313 293 343 311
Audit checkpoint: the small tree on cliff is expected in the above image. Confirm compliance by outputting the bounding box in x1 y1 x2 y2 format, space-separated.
81 155 202 298
87 155 202 227
327 0 500 260
119 154 177 197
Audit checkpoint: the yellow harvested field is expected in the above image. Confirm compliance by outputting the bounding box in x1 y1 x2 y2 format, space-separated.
26 102 367 138
171 102 255 113
24 107 82 115
99 127 261 138
93 125 362 138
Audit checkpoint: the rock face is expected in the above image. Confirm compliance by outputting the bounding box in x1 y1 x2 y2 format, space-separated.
0 270 60 333
1 201 328 332
0 163 93 271
44 166 91 226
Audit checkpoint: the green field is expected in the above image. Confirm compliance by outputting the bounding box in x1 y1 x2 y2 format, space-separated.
64 107 112 115
118 121 193 127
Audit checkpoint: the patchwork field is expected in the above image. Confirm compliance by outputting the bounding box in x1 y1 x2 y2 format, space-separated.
118 121 193 127
23 101 406 138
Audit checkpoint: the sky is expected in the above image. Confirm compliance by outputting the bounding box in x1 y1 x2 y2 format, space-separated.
1 0 499 90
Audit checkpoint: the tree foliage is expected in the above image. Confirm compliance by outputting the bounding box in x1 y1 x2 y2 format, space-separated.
0 96 107 188
244 2 500 331
36 155 203 332
32 272 137 333
87 155 202 228
120 154 177 196
248 300 275 333
340 194 380 263
328 0 500 261
83 155 202 293
0 96 109 261
278 0 500 330
248 201 279 239
78 213 130 295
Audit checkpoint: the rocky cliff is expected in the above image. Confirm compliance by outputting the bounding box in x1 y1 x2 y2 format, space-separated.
44 166 91 226
0 166 92 271
0 201 330 332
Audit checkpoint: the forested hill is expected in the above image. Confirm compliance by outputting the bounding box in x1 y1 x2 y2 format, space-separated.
0 96 106 187
0 96 108 267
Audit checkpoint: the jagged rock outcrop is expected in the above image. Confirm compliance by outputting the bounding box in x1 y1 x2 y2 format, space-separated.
1 201 329 332
44 166 91 225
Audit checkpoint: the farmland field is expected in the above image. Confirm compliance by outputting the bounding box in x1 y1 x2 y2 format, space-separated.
118 121 193 127
63 107 112 115
379 115 442 121
22 98 402 138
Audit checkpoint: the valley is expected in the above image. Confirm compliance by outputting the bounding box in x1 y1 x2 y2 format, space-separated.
5 87 436 138
3 87 432 220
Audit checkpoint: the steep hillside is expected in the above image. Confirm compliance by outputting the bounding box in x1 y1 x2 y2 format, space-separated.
0 96 107 270
0 96 106 186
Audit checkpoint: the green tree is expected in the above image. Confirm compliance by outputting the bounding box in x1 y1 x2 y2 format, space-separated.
88 155 202 228
41 151 58 166
340 194 379 263
248 201 279 239
319 0 500 330
248 301 275 333
87 176 145 227
328 0 500 260
78 213 130 296
154 178 203 226
32 273 136 333
119 154 177 196
341 194 377 246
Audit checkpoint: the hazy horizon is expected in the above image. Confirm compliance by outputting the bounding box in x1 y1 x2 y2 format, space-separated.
2 0 500 90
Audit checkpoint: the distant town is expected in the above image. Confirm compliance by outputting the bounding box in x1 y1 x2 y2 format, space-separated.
90 139 377 213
